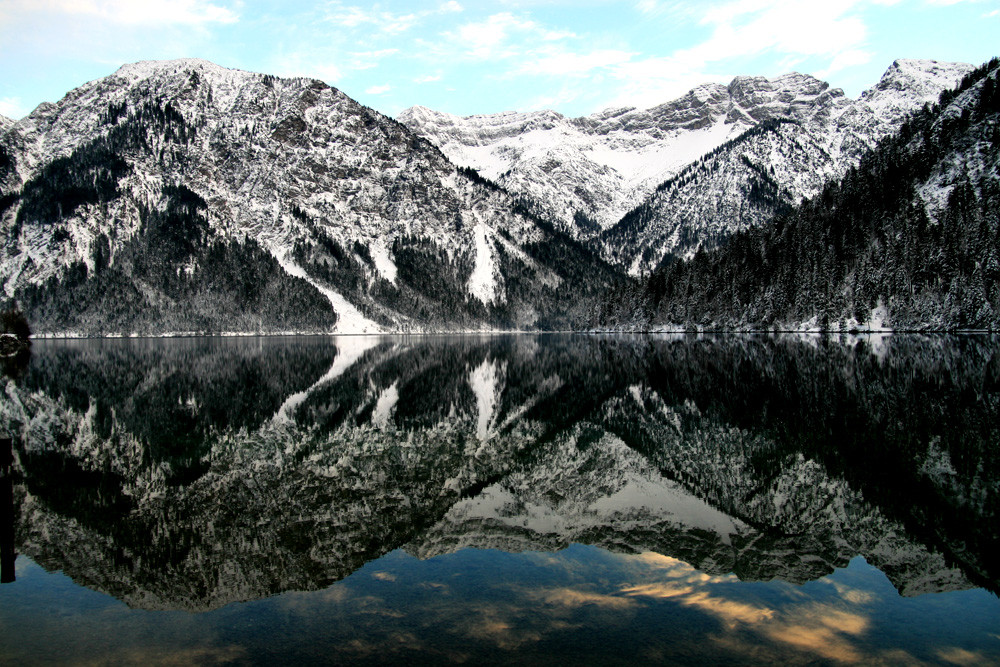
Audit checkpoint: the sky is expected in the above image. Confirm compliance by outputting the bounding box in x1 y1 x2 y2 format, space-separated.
0 0 997 121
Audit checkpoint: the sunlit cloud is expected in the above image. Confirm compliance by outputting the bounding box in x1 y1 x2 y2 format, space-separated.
365 84 392 95
464 609 543 649
764 607 869 663
937 647 994 666
531 587 639 609
624 583 776 626
616 552 887 663
825 580 878 605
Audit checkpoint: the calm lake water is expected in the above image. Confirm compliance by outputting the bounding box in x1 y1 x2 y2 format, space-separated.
0 333 998 665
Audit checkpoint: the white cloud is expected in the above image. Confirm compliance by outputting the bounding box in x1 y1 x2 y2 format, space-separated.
605 57 729 109
523 48 634 76
326 6 376 28
9 0 239 25
365 84 392 95
815 48 874 78
348 48 400 70
450 13 537 59
633 0 702 18
326 4 418 33
684 0 871 67
443 12 576 60
0 96 29 119
414 74 443 83
326 1 464 35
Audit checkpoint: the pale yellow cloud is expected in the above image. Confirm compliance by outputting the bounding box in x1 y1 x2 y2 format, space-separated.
937 647 994 666
532 587 639 609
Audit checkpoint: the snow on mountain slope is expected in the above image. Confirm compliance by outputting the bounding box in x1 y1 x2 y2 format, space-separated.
600 59 976 273
0 59 620 334
401 60 972 272
398 72 847 234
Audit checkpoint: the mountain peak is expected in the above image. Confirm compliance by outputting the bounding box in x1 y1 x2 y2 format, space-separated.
113 58 243 81
865 58 973 103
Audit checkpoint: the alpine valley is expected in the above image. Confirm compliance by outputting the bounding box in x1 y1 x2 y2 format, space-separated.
1 56 998 335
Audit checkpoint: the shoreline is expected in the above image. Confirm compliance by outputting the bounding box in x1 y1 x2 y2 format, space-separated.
20 327 997 340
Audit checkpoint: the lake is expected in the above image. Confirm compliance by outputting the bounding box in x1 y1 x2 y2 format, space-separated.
1 333 998 665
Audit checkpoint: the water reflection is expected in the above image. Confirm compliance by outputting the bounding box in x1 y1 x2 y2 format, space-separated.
0 333 998 662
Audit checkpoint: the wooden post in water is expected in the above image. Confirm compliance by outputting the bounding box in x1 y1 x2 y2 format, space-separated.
0 437 14 583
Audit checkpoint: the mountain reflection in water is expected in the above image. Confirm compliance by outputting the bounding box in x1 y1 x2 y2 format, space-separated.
0 334 998 664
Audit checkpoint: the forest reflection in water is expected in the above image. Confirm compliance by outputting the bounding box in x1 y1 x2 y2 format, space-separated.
0 333 998 665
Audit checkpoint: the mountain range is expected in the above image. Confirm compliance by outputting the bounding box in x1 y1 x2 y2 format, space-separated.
0 56 996 334
400 59 973 272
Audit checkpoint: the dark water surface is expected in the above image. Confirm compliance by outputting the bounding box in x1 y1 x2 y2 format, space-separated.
0 333 998 665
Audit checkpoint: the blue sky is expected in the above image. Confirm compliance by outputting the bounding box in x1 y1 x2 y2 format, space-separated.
0 0 997 120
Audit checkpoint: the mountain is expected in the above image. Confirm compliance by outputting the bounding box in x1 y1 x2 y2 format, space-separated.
0 59 621 335
400 60 972 273
595 58 1000 331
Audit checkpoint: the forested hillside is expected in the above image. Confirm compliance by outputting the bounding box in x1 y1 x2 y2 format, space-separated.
595 58 1000 331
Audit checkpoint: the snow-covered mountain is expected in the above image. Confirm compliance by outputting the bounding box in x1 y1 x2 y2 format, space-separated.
400 60 972 273
0 59 619 335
